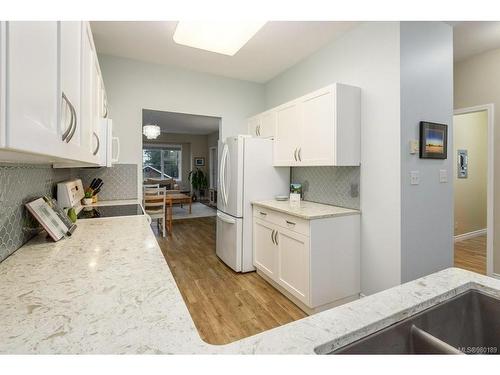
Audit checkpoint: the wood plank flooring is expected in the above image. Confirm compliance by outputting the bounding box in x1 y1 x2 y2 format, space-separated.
154 216 306 345
454 235 487 275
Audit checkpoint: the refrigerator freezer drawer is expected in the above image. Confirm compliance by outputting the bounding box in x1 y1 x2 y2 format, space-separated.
216 211 243 272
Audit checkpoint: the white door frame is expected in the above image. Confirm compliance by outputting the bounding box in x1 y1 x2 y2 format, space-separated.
454 104 495 276
208 146 217 189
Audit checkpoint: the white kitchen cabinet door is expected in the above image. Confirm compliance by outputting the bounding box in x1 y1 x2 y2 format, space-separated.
273 101 300 166
277 227 310 305
259 111 276 138
247 116 260 137
253 218 278 280
0 22 5 148
79 22 98 162
60 21 82 148
299 87 335 165
5 21 66 157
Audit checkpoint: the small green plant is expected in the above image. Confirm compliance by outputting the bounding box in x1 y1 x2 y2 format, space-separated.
84 191 93 198
188 168 208 197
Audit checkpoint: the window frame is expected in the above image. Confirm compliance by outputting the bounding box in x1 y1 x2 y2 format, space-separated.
143 143 183 182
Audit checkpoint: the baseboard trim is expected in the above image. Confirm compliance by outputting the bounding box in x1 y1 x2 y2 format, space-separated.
454 229 487 242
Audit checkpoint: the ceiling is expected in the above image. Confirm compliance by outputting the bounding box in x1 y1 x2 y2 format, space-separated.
90 21 359 83
453 21 500 62
143 109 220 135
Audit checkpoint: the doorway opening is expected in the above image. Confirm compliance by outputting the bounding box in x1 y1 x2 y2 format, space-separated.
453 105 494 276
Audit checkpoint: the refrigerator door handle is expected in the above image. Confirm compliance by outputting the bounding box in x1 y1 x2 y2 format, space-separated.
222 144 230 206
219 144 228 206
217 211 236 224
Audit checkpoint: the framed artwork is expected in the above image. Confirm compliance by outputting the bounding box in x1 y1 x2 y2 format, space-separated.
194 157 205 166
419 121 448 159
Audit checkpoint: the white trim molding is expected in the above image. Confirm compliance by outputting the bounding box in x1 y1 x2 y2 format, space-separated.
454 104 494 276
454 228 487 242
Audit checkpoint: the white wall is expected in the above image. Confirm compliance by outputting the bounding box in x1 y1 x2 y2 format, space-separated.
99 55 265 195
454 48 500 275
265 22 402 295
399 22 454 282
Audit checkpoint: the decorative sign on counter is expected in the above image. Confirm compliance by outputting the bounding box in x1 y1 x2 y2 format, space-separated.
25 197 76 241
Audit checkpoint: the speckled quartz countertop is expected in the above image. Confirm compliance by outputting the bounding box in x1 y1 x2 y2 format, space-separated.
0 214 499 354
252 200 360 219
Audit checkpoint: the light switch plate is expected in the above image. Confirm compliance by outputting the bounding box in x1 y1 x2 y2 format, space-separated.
410 171 420 185
409 140 419 154
439 169 448 183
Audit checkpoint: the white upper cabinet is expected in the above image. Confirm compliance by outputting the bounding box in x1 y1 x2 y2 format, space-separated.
0 21 108 165
247 115 260 137
60 21 82 149
273 101 301 166
247 83 360 167
5 22 66 158
247 111 275 138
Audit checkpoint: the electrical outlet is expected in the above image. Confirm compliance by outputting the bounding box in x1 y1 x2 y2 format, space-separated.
410 171 420 185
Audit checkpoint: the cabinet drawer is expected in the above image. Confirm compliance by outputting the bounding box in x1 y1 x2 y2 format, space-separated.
253 206 310 236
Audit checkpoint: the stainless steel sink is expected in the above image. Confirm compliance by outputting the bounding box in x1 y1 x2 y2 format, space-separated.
328 290 500 354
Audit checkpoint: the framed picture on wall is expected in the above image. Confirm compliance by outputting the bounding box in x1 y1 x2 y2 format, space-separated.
419 121 448 159
194 157 205 166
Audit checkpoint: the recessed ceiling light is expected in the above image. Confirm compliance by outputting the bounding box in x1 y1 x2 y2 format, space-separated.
173 21 266 56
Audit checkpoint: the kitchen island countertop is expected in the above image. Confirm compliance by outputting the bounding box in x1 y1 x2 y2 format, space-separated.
0 215 499 354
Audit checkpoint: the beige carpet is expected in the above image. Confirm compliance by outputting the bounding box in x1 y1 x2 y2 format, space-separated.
172 202 216 220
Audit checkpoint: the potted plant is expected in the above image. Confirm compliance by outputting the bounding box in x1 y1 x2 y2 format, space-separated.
188 168 208 201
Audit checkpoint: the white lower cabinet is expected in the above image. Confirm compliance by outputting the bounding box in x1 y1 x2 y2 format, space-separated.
277 227 310 305
253 218 278 280
253 206 360 314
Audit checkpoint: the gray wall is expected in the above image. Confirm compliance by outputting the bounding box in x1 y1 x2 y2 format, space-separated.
99 54 266 198
399 22 454 282
264 22 402 295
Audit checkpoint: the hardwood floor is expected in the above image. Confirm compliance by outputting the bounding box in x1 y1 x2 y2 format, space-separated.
154 216 306 345
454 235 487 275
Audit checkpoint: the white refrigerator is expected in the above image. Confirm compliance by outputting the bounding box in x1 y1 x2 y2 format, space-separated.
216 135 290 272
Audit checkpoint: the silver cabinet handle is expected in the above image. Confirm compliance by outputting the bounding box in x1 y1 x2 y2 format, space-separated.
259 211 267 216
61 92 73 141
93 131 100 156
270 229 275 245
65 98 77 143
285 220 296 226
103 102 108 118
298 147 302 161
257 125 261 136
273 230 279 245
293 148 297 161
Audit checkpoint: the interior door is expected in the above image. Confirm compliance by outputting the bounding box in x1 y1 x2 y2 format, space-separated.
277 228 310 305
216 211 242 272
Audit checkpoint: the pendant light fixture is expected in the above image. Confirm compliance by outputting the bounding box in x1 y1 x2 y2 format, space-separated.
143 124 161 139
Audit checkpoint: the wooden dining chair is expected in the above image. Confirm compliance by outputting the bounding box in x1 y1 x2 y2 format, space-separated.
143 187 167 237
